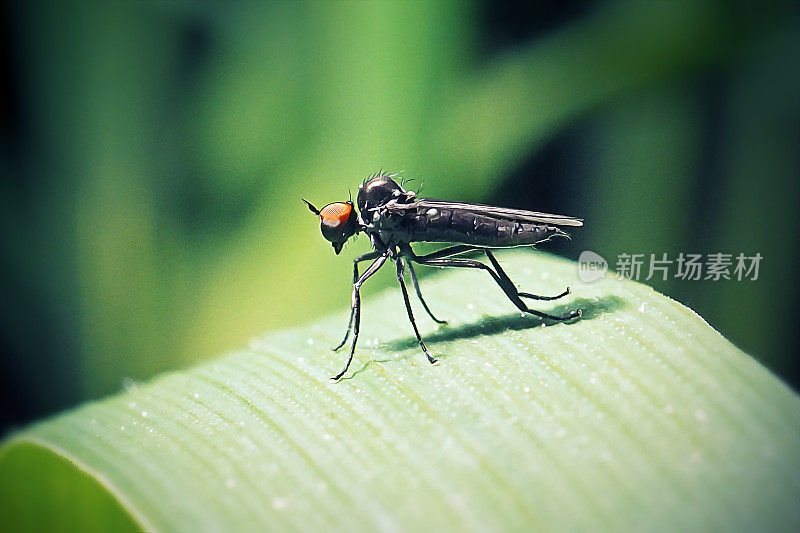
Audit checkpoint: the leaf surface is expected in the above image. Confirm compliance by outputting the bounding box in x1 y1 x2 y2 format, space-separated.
2 251 798 532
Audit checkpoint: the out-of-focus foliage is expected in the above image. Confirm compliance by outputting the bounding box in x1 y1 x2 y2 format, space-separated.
1 0 798 429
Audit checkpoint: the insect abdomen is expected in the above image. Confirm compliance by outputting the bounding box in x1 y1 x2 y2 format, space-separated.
404 207 566 246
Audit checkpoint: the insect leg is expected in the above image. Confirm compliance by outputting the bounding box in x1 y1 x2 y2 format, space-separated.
518 288 571 301
412 256 580 322
484 250 571 301
406 261 447 325
412 244 483 261
331 253 388 381
332 251 383 351
396 258 437 365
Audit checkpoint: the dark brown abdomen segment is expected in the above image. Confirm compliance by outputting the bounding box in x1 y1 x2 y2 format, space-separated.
403 206 567 246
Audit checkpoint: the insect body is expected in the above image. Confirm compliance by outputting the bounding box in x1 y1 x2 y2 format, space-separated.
304 172 582 380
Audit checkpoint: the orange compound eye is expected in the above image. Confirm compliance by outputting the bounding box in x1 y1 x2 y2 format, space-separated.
320 202 353 227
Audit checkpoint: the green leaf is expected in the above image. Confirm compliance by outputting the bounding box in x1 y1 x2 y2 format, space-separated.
2 251 798 531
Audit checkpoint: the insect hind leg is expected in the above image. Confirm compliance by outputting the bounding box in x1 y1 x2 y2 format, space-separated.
410 254 579 322
518 288 571 301
483 250 571 301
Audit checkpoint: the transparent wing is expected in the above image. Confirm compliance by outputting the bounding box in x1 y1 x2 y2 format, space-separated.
386 199 583 227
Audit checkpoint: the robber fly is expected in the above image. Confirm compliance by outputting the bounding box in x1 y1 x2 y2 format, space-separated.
303 171 582 380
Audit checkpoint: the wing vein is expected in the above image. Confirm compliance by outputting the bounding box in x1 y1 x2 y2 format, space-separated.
386 199 583 227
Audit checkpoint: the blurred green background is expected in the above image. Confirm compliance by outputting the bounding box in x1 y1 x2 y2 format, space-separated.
1 0 798 434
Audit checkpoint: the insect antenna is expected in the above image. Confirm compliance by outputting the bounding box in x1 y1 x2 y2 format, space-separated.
301 198 320 215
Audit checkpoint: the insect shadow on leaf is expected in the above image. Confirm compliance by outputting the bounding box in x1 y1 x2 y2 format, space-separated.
383 295 624 353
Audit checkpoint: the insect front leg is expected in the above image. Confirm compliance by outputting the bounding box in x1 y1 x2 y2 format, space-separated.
331 253 388 381
332 250 383 351
396 257 438 365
